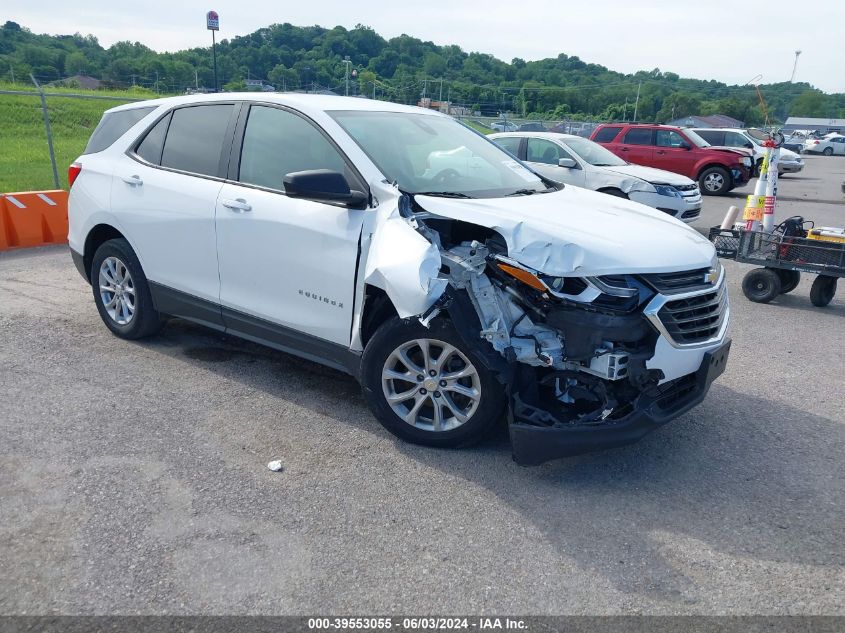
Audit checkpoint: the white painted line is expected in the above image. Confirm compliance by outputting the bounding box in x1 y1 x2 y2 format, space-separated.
36 193 57 206
4 195 25 209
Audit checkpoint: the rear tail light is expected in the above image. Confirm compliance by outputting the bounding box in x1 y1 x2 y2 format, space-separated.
813 140 820 145
68 162 82 188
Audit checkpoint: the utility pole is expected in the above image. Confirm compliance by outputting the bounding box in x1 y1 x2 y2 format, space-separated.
343 56 352 96
9 64 14 84
373 80 376 100
439 78 443 101
633 81 641 122
623 96 628 121
790 50 802 83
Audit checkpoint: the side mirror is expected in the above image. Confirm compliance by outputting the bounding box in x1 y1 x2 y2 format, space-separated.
679 141 692 150
558 157 577 168
283 169 367 207
743 142 754 149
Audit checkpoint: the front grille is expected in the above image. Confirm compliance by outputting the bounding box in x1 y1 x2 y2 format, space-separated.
657 283 727 345
641 268 712 294
682 208 701 220
675 183 699 192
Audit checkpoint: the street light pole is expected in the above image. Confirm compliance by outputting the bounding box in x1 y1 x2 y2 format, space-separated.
790 50 802 83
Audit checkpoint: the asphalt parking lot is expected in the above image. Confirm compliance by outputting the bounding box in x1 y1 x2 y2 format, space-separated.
1 156 843 615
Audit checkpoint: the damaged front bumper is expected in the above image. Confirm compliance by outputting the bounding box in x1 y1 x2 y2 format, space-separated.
509 339 731 466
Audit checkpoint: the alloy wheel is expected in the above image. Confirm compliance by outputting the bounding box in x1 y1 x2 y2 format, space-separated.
381 338 482 432
98 256 136 325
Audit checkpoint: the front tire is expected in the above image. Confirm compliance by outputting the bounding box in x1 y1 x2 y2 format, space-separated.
699 166 732 196
361 317 505 448
91 238 162 340
823 147 834 157
742 268 781 303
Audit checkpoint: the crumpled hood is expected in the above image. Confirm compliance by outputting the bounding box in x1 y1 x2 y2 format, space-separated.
417 185 715 277
600 164 696 187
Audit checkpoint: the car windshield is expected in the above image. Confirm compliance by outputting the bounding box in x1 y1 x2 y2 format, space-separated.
684 129 711 148
561 137 627 166
329 110 547 198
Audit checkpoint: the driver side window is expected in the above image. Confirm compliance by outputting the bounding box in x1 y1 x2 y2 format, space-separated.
527 138 565 165
239 105 351 192
656 130 686 148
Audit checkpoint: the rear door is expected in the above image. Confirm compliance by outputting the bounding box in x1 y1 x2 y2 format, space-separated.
617 127 654 166
525 137 586 187
112 103 238 313
214 103 367 346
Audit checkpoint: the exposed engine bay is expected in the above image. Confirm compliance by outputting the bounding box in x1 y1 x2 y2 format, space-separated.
408 199 668 431
361 189 730 464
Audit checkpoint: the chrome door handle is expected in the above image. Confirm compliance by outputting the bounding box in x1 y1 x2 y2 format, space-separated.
221 198 252 212
122 175 143 186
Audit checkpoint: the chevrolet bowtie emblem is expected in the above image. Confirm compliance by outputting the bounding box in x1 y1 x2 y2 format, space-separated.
705 269 718 284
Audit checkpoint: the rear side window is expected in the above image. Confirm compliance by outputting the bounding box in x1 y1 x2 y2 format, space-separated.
135 113 171 165
593 126 621 143
84 106 155 154
696 130 724 145
623 128 653 145
160 105 235 177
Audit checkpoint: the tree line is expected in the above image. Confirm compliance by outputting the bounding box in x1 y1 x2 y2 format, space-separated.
2 20 843 124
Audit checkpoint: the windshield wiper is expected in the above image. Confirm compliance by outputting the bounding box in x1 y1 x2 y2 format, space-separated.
505 188 553 197
413 191 474 199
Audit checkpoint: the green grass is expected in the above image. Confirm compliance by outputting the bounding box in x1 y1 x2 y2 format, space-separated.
0 82 166 192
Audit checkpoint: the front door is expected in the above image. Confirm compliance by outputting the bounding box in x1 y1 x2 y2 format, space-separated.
215 104 367 346
525 137 586 187
652 129 699 177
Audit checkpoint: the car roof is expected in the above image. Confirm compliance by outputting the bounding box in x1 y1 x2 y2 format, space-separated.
105 92 441 118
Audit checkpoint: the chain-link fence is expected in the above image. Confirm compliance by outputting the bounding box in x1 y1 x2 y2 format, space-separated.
453 114 609 138
0 80 140 192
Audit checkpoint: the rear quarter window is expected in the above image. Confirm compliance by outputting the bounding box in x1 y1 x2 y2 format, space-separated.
84 106 156 154
593 126 621 143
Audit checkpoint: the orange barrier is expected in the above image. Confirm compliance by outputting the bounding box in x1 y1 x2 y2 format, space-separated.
0 190 68 251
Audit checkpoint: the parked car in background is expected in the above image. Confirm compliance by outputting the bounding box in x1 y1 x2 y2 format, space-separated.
517 121 548 132
804 134 845 156
590 123 753 195
691 128 804 175
490 132 702 223
490 120 518 132
68 93 730 465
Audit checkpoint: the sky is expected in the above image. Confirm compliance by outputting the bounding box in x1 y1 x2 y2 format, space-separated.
5 0 845 93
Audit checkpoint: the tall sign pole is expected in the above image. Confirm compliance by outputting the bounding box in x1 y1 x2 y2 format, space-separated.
206 10 219 92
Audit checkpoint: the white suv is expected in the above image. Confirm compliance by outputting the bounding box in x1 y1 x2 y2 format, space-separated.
691 128 804 175
68 94 730 465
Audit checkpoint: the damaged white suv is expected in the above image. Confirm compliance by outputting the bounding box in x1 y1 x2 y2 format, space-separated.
68 94 730 465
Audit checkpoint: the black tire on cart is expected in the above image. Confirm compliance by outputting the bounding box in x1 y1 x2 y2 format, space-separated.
742 268 781 303
776 269 801 294
809 275 837 307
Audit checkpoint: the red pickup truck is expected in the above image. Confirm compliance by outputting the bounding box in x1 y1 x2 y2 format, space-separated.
590 124 753 196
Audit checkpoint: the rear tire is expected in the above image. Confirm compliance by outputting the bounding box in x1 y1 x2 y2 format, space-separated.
699 166 732 196
742 268 781 303
810 275 837 307
776 269 801 294
91 238 162 340
361 317 505 448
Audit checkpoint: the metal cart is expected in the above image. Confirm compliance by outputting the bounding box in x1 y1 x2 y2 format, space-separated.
709 220 844 306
